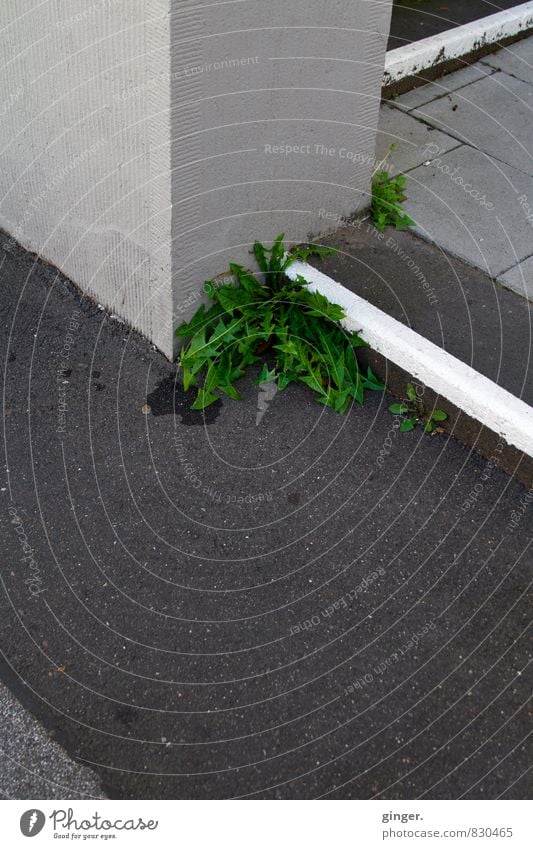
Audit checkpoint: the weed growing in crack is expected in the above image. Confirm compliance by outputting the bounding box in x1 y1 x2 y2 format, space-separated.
175 235 384 412
371 144 416 232
389 382 448 434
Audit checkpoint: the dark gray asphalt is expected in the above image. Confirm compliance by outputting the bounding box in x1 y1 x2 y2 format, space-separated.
1 235 531 799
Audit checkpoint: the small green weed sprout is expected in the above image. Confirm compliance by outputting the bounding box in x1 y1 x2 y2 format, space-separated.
389 382 448 434
371 144 416 232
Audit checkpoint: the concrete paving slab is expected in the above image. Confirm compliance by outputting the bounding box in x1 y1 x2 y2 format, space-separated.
0 680 105 799
376 106 460 175
0 234 531 800
481 35 533 85
402 144 533 277
387 63 494 112
498 254 533 301
411 71 533 175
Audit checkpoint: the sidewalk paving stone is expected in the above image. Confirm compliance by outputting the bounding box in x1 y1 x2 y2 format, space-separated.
481 37 533 86
387 63 494 112
380 35 533 299
410 71 533 175
402 144 533 277
498 254 533 302
376 105 460 175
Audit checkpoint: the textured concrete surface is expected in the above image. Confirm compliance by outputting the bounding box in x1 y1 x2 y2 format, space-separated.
1 235 531 800
0 0 174 355
169 0 393 353
0 681 105 799
0 0 393 358
380 35 533 289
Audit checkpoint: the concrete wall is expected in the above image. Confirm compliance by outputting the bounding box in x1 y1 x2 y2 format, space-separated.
0 1 392 358
0 0 173 354
170 0 393 342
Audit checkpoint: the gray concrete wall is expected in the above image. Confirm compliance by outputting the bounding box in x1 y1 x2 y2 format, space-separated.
0 0 174 354
0 1 392 358
170 0 393 343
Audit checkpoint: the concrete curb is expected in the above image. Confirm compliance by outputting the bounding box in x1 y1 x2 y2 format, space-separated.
286 259 533 462
384 2 533 86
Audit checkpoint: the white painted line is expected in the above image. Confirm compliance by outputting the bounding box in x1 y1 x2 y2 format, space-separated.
286 259 533 458
384 1 533 85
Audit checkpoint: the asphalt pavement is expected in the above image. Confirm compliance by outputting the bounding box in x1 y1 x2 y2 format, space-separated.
1 232 531 799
